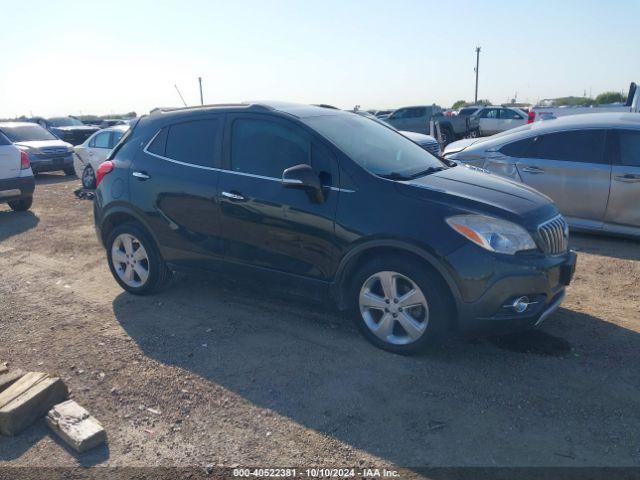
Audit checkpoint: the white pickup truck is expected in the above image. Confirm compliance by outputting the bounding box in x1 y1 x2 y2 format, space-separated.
530 82 639 122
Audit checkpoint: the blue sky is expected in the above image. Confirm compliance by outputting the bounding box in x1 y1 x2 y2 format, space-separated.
1 0 637 117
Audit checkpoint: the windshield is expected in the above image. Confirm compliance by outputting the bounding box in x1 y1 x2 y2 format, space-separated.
305 114 445 179
1 124 58 142
47 117 84 127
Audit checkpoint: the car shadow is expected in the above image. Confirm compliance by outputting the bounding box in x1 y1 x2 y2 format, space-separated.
0 210 39 242
34 172 77 185
570 232 640 261
112 274 640 467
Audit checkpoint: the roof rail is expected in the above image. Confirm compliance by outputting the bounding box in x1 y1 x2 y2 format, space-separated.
149 103 274 115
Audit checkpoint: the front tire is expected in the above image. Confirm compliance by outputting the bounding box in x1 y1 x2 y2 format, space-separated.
106 222 172 295
82 165 96 189
8 197 33 212
349 255 452 354
64 166 76 176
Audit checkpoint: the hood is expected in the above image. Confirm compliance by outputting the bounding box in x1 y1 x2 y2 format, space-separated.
16 139 73 151
52 125 100 132
395 166 557 227
442 138 481 155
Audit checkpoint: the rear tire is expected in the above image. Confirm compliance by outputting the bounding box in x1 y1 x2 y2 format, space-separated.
349 254 452 354
82 165 96 189
8 197 33 212
106 222 172 295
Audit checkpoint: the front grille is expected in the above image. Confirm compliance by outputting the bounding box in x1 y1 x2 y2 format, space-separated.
537 215 569 255
421 142 441 156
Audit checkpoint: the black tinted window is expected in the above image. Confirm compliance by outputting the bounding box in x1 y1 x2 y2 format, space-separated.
147 128 168 156
499 137 532 157
525 130 606 163
164 119 220 167
617 130 640 167
231 118 310 177
0 131 10 146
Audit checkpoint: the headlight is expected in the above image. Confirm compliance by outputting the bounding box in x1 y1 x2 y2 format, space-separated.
446 214 536 255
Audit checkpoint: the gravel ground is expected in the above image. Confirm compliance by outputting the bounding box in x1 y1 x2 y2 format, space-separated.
0 172 639 470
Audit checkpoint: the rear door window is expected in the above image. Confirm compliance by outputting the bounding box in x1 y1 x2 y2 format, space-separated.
524 130 607 163
163 119 221 167
230 118 310 178
479 108 499 119
499 137 533 157
109 131 125 149
92 132 111 149
500 109 523 120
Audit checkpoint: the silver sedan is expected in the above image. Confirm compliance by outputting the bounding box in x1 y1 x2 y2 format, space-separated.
443 113 640 238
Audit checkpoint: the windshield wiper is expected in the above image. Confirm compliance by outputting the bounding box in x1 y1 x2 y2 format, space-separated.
379 172 412 180
405 166 447 179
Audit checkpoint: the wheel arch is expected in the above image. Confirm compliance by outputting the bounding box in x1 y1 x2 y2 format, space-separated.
332 240 461 322
99 204 159 249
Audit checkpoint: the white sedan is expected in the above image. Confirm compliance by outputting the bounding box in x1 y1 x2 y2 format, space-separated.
73 125 128 188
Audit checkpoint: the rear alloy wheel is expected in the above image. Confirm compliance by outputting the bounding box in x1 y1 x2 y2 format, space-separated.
82 165 96 189
351 256 450 353
8 197 33 212
106 222 172 294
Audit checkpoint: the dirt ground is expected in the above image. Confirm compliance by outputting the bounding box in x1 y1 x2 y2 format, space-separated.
0 172 639 470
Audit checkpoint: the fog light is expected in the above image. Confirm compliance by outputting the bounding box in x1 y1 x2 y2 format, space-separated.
512 296 531 313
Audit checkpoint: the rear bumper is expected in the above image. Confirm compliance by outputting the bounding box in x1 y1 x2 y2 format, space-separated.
449 247 577 334
0 175 35 202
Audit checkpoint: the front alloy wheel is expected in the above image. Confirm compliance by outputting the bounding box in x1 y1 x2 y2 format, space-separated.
359 271 429 345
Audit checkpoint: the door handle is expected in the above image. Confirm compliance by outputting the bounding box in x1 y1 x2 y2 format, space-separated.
613 174 640 183
132 171 150 180
522 166 545 174
221 191 246 201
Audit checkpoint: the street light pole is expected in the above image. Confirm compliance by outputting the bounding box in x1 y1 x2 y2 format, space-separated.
474 46 481 104
198 77 204 106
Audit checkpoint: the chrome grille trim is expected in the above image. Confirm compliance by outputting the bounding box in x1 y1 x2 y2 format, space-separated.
537 215 568 256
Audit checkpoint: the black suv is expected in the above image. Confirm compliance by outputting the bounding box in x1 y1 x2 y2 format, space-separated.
94 102 576 353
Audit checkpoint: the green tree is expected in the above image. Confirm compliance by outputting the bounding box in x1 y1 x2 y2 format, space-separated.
452 100 468 110
595 91 624 105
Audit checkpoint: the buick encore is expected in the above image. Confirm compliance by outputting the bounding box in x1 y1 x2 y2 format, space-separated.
94 102 576 353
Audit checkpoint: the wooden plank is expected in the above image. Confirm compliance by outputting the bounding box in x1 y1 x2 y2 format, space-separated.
0 372 68 436
46 400 106 452
0 369 25 394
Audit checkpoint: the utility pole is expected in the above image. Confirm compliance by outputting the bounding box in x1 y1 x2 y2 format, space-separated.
198 77 204 105
474 46 481 104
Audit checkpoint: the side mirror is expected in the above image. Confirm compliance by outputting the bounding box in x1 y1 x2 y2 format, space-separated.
282 164 324 203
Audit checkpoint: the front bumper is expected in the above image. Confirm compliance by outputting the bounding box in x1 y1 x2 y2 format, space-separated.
0 175 35 202
30 155 73 173
447 246 577 334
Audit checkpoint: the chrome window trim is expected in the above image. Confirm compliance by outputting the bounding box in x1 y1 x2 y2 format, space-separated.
142 129 354 193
